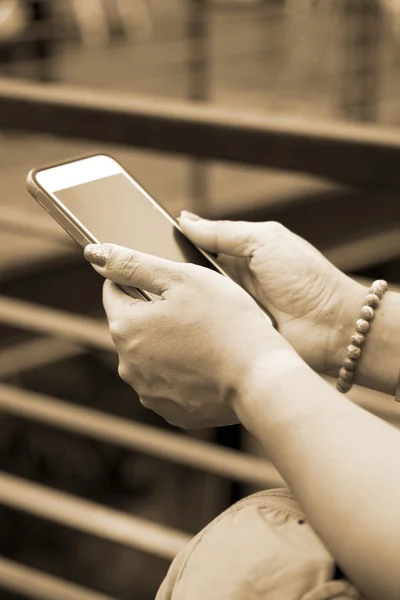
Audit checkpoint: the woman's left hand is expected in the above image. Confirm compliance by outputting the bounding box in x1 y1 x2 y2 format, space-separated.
85 243 282 429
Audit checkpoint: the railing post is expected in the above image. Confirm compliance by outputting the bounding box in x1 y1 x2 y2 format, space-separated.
29 0 56 82
187 0 210 212
339 0 383 123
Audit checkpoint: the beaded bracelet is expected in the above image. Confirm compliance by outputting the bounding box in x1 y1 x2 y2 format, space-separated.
336 279 388 394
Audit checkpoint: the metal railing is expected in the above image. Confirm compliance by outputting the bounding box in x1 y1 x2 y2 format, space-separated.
2 79 400 189
2 53 400 597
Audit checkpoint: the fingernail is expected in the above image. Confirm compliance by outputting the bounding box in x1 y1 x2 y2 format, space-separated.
84 244 111 267
179 210 201 221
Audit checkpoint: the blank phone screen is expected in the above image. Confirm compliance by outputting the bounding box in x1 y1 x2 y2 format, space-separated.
52 169 275 327
55 173 216 270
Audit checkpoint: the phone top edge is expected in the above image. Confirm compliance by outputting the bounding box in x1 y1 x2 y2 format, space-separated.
34 154 121 192
27 153 109 179
26 155 277 329
26 172 100 249
25 169 38 196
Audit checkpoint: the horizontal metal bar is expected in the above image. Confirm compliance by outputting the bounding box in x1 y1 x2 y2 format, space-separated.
2 200 400 276
0 338 84 379
1 79 400 188
0 206 73 246
0 296 114 352
0 384 283 488
1 342 397 439
0 557 118 600
324 226 400 272
0 471 190 560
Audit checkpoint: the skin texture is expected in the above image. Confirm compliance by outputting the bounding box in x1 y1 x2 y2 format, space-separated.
94 243 280 428
84 217 400 599
179 215 400 396
178 215 367 375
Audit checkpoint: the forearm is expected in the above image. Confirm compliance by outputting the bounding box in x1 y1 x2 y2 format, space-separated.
235 341 400 600
332 287 400 397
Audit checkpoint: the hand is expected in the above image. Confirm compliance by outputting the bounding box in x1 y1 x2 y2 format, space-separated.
178 213 366 375
84 243 284 429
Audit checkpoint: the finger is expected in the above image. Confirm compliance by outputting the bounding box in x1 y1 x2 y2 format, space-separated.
84 243 187 296
178 212 261 258
102 279 143 318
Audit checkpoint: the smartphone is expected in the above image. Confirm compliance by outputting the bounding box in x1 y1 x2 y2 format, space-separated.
26 154 276 327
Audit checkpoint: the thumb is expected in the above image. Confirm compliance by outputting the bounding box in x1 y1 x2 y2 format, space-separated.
84 243 186 296
178 212 260 258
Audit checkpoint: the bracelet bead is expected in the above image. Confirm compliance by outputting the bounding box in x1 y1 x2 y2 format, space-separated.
360 306 374 321
337 378 352 393
355 319 370 334
370 280 388 298
347 344 362 359
339 367 354 382
343 357 357 371
365 293 380 308
375 279 388 292
337 280 388 395
350 332 365 347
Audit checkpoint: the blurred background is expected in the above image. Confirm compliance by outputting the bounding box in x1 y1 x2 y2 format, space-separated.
1 1 400 599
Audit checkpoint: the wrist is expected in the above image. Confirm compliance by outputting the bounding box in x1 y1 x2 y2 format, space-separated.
329 282 400 396
325 279 369 377
232 336 306 426
353 290 400 395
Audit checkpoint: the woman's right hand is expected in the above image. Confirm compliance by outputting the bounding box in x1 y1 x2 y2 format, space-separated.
178 213 366 376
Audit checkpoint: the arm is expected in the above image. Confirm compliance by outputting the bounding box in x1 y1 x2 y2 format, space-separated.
86 239 400 598
235 338 400 600
178 215 400 400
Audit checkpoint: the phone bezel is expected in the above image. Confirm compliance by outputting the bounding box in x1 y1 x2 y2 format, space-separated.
27 153 226 274
26 153 277 328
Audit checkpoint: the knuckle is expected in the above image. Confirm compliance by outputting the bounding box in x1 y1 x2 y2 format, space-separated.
117 361 131 383
267 221 285 234
262 221 287 240
121 253 140 283
108 318 125 344
139 395 152 409
213 220 226 250
237 221 258 253
108 310 142 345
